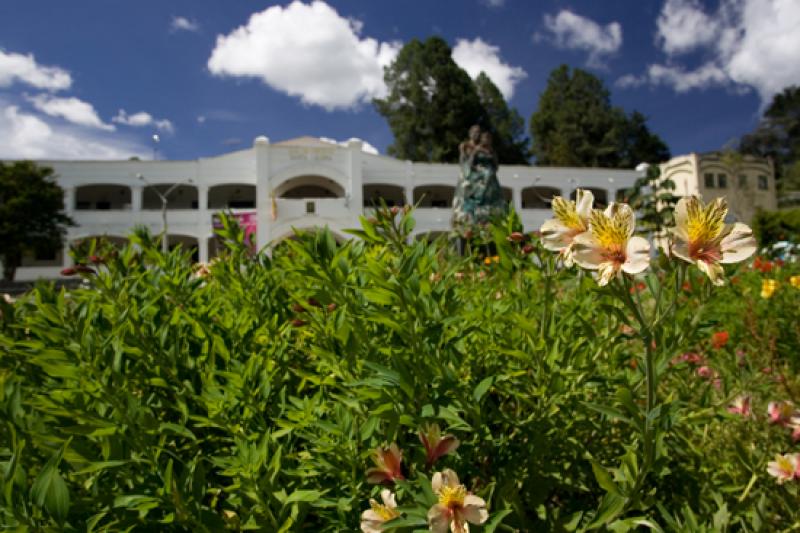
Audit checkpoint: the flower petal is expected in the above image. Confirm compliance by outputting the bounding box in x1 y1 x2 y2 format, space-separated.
462 496 489 525
380 489 396 508
540 219 572 251
597 262 619 286
431 472 443 493
621 236 651 275
575 189 594 218
671 240 692 263
696 259 725 286
427 504 451 533
571 232 603 270
719 223 757 264
673 197 690 241
360 510 384 533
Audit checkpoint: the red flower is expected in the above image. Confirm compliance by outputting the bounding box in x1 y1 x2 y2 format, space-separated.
507 232 525 243
521 244 535 255
711 331 729 349
60 267 77 276
366 443 404 485
291 319 307 327
419 423 460 468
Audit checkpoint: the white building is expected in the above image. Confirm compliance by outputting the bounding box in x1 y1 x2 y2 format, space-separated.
660 152 777 223
11 135 641 281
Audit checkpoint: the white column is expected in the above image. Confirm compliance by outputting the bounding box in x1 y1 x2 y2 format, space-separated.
198 236 209 263
63 187 75 213
513 187 522 214
62 240 73 268
197 185 208 212
254 136 271 249
131 185 143 211
405 161 414 207
347 140 363 225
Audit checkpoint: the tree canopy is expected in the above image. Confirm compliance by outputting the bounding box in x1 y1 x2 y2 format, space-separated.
529 65 670 168
740 85 800 193
374 37 529 164
0 161 72 281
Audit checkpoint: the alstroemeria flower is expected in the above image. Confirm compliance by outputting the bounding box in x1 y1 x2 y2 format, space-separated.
361 489 400 533
366 443 404 485
419 423 460 468
768 401 796 426
427 469 488 533
767 453 800 484
571 203 651 286
540 189 594 266
727 395 751 417
671 197 757 286
790 418 800 442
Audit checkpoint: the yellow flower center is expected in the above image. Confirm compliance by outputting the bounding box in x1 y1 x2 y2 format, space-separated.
438 484 467 509
590 207 632 251
552 197 586 231
776 456 794 475
370 501 399 521
686 197 727 245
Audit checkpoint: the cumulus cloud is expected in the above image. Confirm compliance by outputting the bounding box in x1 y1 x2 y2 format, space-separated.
656 0 720 55
112 109 175 133
207 1 401 110
0 49 72 91
171 16 200 32
0 104 147 159
620 0 800 105
319 136 380 155
451 38 527 100
26 94 115 131
540 10 622 67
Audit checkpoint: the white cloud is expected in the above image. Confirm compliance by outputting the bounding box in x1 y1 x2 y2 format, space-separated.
481 0 505 7
622 0 800 105
112 109 175 133
26 94 115 131
0 104 147 159
197 115 206 124
207 1 401 110
171 16 200 32
451 38 527 100
0 50 72 91
319 136 379 155
656 0 720 55
541 10 622 67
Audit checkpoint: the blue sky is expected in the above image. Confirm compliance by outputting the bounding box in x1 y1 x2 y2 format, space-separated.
1 0 798 163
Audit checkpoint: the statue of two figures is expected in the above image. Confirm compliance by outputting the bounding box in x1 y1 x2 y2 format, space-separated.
452 125 507 239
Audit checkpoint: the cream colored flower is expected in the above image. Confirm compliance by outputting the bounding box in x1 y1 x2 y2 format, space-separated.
427 469 488 533
571 203 651 286
361 489 399 533
670 197 757 286
767 453 799 484
540 189 593 266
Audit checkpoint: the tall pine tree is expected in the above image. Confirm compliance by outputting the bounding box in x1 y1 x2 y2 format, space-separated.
474 72 529 164
374 37 485 163
529 65 669 168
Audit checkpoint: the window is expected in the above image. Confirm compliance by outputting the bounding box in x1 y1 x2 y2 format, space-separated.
95 201 111 210
704 173 715 188
738 175 747 188
305 201 316 214
717 174 727 189
758 175 769 190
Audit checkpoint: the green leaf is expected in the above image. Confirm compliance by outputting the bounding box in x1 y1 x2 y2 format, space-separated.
30 440 71 524
482 509 513 532
591 460 621 497
284 489 324 505
473 375 496 402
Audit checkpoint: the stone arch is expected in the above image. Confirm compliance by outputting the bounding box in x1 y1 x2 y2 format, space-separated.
271 164 349 198
74 184 132 210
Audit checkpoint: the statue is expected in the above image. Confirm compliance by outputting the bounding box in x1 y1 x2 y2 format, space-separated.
452 125 507 236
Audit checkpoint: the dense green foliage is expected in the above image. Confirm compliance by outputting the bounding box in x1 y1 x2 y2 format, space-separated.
623 164 679 236
529 65 669 168
740 85 800 193
374 37 528 164
751 208 800 248
0 161 72 281
1 212 800 531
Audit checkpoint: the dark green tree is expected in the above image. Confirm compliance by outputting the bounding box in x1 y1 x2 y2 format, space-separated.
473 72 529 164
374 37 487 163
618 111 671 168
529 65 669 168
0 161 73 281
740 85 800 193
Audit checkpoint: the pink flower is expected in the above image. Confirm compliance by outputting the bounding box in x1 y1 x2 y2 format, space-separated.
767 453 800 484
360 489 399 533
769 401 796 427
366 443 404 485
419 423 460 469
727 395 751 417
696 366 714 379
